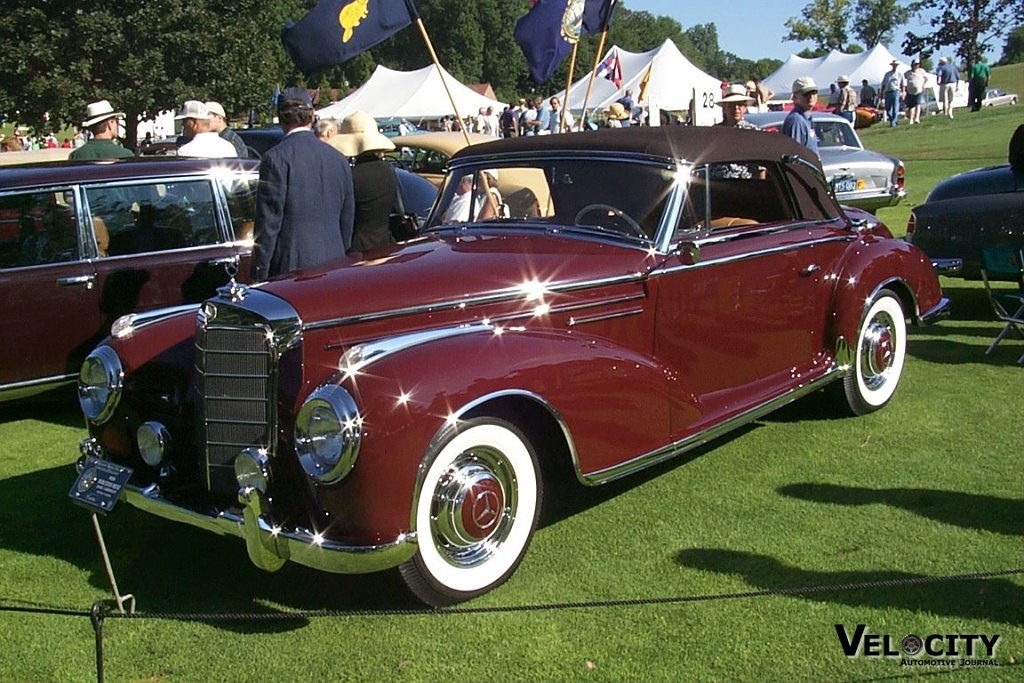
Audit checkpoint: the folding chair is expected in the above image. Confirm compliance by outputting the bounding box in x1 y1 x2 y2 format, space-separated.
979 245 1024 364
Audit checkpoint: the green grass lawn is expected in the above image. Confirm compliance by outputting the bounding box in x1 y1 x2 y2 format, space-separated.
1 91 1023 682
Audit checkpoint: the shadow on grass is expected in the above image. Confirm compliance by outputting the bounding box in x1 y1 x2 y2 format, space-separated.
0 464 432 633
539 424 757 529
0 388 82 428
674 548 1024 627
778 483 1024 536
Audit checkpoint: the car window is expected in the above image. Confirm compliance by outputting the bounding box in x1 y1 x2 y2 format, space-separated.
431 159 673 242
675 162 795 239
85 179 222 257
0 190 80 269
218 175 257 242
814 121 859 147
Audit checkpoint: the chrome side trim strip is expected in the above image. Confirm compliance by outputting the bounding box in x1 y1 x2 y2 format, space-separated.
111 304 199 339
569 307 644 326
580 368 840 486
339 323 495 375
304 272 646 332
123 484 416 575
655 234 853 277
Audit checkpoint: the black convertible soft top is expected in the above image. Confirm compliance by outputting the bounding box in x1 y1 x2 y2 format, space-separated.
451 125 822 170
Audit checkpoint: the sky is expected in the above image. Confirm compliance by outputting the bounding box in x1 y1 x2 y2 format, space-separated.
625 0 942 63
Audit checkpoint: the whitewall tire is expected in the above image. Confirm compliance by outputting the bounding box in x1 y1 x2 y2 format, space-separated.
842 290 907 415
400 419 541 606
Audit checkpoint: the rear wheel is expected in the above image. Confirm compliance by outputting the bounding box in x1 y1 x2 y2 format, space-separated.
842 290 907 415
400 419 541 606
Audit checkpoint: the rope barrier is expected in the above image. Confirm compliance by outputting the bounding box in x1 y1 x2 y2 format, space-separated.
2 566 1020 683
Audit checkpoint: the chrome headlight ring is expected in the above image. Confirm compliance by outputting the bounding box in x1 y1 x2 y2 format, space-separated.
295 385 362 485
78 346 124 425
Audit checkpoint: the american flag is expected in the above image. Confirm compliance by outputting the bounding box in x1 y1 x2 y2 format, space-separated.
595 50 622 88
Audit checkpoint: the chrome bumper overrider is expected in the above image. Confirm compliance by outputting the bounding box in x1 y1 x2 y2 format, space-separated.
80 442 417 575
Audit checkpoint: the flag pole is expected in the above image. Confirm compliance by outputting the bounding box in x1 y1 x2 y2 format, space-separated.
579 0 618 127
559 42 579 134
409 3 498 217
579 32 609 128
410 13 473 147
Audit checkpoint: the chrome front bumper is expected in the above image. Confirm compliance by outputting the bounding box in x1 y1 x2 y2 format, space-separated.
78 440 417 575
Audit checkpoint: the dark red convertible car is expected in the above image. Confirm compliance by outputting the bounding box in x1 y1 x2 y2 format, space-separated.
74 127 948 606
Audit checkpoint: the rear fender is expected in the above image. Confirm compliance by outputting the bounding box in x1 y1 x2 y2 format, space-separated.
828 236 942 369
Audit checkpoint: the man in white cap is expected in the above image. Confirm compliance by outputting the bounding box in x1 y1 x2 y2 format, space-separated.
935 57 960 119
782 77 820 157
69 100 134 160
206 101 249 158
715 84 757 129
176 101 237 158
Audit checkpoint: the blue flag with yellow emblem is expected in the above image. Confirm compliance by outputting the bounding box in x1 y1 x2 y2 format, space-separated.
283 0 418 78
515 0 617 84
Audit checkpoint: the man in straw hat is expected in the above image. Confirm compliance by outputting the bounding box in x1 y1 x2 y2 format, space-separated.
69 100 134 160
603 102 630 128
782 77 820 157
250 87 354 280
880 59 906 127
333 110 399 252
715 84 757 129
834 75 857 124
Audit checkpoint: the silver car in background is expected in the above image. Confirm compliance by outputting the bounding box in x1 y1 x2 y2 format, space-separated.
746 111 906 214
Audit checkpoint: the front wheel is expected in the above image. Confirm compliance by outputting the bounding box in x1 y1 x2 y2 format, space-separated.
400 419 541 606
842 290 907 415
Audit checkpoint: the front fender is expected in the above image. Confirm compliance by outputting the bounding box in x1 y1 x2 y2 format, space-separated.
308 324 689 541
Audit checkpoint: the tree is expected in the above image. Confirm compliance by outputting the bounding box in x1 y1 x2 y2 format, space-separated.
0 0 302 145
903 0 1024 68
998 25 1024 63
784 0 852 52
854 0 912 47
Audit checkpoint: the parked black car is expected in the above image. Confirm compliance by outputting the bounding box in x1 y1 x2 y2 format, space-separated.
907 164 1024 280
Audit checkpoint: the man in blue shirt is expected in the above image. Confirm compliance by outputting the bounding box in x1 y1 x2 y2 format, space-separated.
782 77 820 158
935 57 960 119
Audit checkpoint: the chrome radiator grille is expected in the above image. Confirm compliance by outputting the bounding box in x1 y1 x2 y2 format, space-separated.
196 323 272 493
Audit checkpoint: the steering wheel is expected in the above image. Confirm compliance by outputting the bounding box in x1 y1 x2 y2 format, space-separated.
573 203 646 238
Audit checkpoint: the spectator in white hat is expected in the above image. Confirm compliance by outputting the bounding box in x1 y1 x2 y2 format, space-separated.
176 100 237 158
206 101 248 158
782 77 820 158
715 84 757 129
69 100 134 160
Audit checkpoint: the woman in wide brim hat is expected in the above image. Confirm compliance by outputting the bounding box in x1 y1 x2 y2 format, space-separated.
332 111 396 158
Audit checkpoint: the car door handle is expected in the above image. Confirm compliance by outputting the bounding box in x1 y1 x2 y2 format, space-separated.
206 256 239 267
57 274 96 289
800 264 821 277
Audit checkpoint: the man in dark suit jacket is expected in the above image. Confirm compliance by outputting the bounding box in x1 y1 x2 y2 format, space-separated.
250 88 354 280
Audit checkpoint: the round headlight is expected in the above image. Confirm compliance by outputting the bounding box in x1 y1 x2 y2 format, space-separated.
78 346 123 425
137 421 170 468
295 385 361 484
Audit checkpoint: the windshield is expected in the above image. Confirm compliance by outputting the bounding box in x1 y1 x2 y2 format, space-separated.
426 158 678 243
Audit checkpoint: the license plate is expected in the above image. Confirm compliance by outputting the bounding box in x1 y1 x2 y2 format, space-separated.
69 457 133 514
834 178 858 193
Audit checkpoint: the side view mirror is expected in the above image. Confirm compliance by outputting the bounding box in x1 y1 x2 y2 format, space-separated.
675 241 701 266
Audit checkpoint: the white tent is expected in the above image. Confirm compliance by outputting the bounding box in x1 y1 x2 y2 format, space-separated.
555 39 723 126
763 44 969 110
317 63 504 122
764 44 914 96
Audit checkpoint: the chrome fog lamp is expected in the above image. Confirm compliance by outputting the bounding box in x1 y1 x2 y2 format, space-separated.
136 421 170 467
235 448 271 494
295 385 361 484
78 346 123 425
